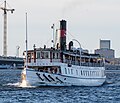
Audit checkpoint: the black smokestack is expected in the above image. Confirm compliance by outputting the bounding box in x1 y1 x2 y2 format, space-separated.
60 20 66 30
60 20 66 51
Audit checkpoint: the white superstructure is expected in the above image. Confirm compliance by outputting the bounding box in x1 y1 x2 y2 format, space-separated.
24 20 106 86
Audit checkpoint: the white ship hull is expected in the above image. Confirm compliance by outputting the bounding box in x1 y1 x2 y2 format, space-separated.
26 67 106 86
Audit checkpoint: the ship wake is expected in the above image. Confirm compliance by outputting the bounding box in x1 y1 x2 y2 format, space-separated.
6 69 35 88
7 82 35 88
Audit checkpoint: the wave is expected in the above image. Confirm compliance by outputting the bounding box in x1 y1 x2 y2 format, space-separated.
6 81 36 88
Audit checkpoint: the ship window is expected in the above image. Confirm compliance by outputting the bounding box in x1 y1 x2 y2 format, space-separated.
97 71 99 76
87 71 89 76
86 71 87 76
44 52 49 59
82 71 84 75
59 67 61 74
57 53 59 59
84 71 87 76
95 71 97 76
103 71 105 76
96 71 98 76
31 53 34 59
65 68 67 74
90 71 92 76
53 53 55 59
101 71 103 77
81 71 82 75
37 52 40 59
86 71 88 76
68 68 70 74
96 71 97 76
71 69 73 74
76 70 78 75
41 52 44 58
92 71 95 76
83 71 85 76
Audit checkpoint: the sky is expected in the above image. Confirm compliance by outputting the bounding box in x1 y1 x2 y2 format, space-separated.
0 0 120 58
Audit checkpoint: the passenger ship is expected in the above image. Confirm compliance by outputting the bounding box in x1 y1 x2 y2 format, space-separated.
23 20 106 86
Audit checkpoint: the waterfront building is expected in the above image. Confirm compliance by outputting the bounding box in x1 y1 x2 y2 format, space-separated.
95 40 115 59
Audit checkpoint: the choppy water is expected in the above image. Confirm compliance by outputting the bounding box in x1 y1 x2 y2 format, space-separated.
0 69 120 103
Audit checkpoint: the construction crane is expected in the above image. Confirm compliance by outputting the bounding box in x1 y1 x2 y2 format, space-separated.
0 1 15 56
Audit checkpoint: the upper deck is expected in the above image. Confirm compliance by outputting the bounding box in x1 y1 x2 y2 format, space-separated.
24 47 105 67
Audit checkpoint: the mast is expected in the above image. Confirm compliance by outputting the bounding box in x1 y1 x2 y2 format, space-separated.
25 12 28 69
20 13 28 86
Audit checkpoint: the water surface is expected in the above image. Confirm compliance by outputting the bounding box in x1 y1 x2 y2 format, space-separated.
0 69 120 103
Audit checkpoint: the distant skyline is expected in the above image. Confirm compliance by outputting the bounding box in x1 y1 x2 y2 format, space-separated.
0 0 120 57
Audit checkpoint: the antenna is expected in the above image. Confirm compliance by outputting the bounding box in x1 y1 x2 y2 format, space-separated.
51 24 55 48
16 45 20 57
0 0 15 56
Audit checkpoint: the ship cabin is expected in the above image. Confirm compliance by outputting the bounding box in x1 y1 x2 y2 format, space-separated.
24 47 104 68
